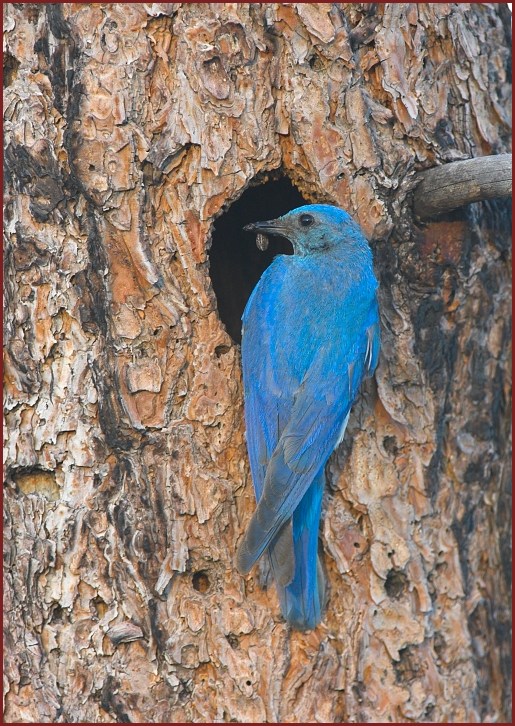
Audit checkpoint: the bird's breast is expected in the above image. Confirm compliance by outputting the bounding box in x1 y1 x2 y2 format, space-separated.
243 254 376 389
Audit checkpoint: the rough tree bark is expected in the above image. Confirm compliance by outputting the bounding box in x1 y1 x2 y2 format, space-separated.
3 3 511 723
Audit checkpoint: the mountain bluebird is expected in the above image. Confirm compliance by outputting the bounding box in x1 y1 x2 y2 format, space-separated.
237 204 380 630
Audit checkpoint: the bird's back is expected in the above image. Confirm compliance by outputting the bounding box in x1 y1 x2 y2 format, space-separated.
240 230 379 629
243 250 377 403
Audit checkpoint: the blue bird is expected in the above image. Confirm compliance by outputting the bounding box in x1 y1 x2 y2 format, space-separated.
236 204 380 630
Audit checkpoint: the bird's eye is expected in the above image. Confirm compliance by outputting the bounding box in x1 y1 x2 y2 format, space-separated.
299 214 314 227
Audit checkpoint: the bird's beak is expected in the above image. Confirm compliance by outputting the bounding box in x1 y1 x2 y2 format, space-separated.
243 219 290 236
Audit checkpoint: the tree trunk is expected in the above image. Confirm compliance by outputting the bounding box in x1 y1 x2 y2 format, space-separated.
3 3 511 723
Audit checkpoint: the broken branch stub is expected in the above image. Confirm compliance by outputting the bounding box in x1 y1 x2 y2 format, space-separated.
413 154 512 220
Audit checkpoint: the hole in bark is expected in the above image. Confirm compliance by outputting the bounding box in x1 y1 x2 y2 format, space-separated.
11 466 59 501
433 631 445 656
215 344 231 357
226 633 239 649
192 570 210 593
424 704 436 719
92 596 108 618
394 645 421 683
209 176 307 343
385 569 409 599
4 51 20 87
382 435 398 455
50 605 65 623
308 53 324 70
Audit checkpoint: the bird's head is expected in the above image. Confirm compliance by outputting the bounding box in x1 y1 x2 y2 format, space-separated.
244 204 366 256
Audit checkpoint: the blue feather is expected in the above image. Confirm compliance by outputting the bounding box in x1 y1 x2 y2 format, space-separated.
278 469 325 630
237 205 380 629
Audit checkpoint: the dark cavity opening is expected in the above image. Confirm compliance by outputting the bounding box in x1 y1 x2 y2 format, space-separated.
3 51 20 88
192 570 210 593
209 176 307 343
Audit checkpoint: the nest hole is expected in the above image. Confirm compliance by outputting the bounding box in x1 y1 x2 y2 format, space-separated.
209 176 307 343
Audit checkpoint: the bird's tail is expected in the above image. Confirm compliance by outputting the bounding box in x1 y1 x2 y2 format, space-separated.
269 471 326 630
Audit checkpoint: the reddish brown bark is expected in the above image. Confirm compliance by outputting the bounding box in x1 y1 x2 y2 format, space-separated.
4 4 511 722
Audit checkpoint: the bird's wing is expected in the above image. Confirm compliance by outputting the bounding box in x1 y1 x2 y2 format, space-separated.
239 263 380 578
237 333 368 575
241 258 292 500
